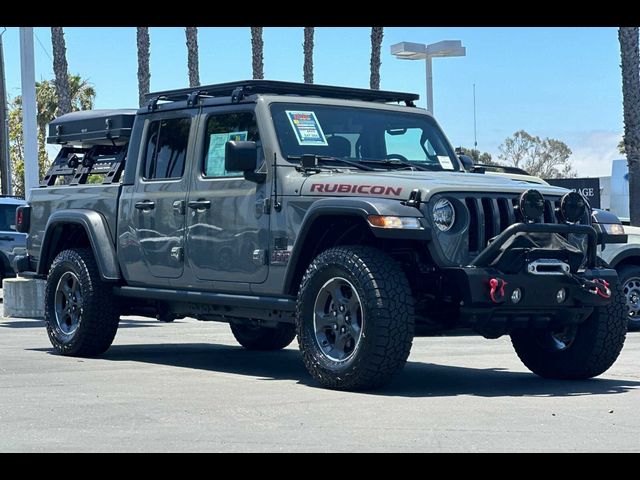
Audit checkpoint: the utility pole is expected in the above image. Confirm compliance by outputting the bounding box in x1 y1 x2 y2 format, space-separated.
19 27 38 200
0 28 11 195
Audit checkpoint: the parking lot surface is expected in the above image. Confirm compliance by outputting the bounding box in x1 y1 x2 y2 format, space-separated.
1 303 638 452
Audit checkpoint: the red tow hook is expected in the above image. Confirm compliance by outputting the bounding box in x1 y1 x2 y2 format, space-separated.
592 279 611 299
489 278 508 304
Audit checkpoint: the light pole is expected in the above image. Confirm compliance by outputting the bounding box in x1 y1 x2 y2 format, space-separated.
390 40 466 115
20 27 39 200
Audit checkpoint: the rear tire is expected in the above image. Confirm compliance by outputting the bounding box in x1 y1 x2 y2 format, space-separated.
45 248 119 356
230 322 296 350
296 246 415 391
510 283 627 379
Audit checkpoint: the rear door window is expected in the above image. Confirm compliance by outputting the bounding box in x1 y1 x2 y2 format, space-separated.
143 117 192 180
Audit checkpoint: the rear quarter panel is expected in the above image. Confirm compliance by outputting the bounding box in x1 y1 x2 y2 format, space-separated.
27 185 121 265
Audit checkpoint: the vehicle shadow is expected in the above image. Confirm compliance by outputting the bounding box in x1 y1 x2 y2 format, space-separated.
0 319 45 328
0 318 160 329
66 342 640 398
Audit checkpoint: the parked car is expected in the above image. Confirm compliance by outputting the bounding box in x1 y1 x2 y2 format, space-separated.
15 81 629 390
599 225 640 330
0 196 26 283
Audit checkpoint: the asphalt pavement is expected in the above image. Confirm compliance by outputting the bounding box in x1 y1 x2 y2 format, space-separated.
1 300 638 452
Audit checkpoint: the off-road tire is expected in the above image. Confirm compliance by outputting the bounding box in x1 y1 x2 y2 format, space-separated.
45 248 119 356
230 322 296 350
296 246 415 390
511 283 627 379
617 264 640 331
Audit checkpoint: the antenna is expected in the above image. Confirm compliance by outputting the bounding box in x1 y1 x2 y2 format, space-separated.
473 83 477 149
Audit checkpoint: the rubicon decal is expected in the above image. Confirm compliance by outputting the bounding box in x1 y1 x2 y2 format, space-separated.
310 184 403 196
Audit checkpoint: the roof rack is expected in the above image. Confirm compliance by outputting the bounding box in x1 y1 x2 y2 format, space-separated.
144 80 419 108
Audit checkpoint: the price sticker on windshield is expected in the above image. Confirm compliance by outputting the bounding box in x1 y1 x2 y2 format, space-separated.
286 110 328 146
438 155 455 170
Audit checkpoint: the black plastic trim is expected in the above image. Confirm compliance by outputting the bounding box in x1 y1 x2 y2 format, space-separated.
38 210 120 281
114 286 296 311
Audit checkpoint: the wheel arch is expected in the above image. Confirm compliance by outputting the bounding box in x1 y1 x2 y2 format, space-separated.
608 247 640 270
38 209 120 281
282 197 428 295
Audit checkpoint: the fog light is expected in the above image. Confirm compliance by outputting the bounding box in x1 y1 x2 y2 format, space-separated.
560 191 587 223
556 288 567 303
511 288 522 304
518 189 545 222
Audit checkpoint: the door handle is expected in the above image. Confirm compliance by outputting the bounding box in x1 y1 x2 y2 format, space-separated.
187 200 211 210
135 200 155 211
0 236 14 241
172 200 185 215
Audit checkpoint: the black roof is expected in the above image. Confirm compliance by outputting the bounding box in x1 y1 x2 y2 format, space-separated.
145 80 419 105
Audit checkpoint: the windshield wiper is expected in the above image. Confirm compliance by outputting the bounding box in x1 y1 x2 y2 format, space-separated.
358 158 433 171
287 155 375 172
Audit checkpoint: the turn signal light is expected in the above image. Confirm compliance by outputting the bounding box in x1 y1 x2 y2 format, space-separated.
367 215 422 229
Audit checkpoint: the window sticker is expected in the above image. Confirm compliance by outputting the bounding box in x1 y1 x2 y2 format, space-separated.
437 155 455 170
286 110 328 146
205 131 248 177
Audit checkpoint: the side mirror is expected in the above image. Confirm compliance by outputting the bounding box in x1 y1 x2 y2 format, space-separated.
225 141 265 183
458 154 474 172
225 141 257 172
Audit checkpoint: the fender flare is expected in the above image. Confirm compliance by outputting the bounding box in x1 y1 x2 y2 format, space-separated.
38 209 120 281
282 197 429 294
606 246 640 269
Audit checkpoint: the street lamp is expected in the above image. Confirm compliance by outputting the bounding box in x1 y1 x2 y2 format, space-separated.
390 40 466 115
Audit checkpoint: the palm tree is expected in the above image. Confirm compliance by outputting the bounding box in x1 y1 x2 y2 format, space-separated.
251 27 264 80
137 27 151 108
369 27 384 90
619 27 640 226
185 27 200 87
8 75 95 194
51 27 71 115
303 27 314 84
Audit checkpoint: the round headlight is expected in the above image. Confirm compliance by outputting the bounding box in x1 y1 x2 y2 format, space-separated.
560 191 586 223
433 198 455 232
518 189 545 222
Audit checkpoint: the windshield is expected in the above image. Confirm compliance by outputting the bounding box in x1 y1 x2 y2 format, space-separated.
270 103 460 171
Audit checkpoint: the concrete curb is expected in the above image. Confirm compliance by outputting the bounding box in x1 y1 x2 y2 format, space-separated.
2 277 46 319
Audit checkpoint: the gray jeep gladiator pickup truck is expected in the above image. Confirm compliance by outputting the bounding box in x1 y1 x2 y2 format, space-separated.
14 80 629 390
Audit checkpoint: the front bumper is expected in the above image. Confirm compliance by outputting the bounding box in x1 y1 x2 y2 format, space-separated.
440 222 617 337
443 265 617 338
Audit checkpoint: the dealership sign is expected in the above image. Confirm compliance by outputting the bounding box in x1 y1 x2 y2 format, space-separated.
545 177 601 208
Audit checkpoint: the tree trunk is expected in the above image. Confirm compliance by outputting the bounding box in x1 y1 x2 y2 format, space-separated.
137 27 151 108
51 27 71 116
303 27 314 84
619 27 640 226
251 27 264 80
370 27 384 90
185 27 200 87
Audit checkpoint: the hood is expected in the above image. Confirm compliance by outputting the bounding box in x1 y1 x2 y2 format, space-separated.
299 170 570 201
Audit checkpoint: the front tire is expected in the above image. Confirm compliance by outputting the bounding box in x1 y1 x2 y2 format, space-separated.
510 283 627 379
45 248 119 356
618 264 640 331
296 246 415 390
230 322 296 350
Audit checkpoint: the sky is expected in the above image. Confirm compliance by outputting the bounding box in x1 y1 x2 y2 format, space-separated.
1 26 625 177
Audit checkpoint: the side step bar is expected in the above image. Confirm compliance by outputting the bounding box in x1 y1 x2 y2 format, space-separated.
113 286 296 311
